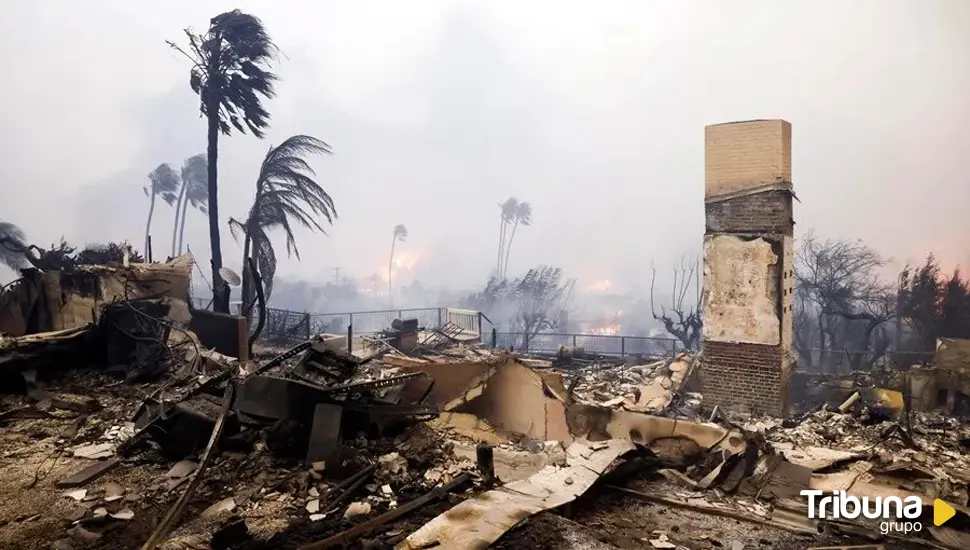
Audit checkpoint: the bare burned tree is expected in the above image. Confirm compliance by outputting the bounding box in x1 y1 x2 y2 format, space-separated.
650 258 702 350
795 230 896 370
514 266 570 341
464 265 574 349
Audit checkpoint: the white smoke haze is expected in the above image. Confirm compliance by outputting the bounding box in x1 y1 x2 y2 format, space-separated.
1 1 968 335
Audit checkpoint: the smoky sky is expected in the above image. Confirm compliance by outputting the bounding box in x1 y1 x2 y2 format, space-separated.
1 0 968 290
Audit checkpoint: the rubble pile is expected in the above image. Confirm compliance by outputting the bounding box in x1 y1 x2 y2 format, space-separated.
1 290 970 549
549 355 700 415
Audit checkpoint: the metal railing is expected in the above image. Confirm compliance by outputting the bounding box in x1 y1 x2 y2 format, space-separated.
189 299 682 358
309 308 447 336
253 306 485 344
489 331 681 358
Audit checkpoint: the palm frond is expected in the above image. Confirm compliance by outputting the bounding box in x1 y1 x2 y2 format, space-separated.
171 10 278 138
236 134 337 303
0 221 27 270
228 217 247 244
181 154 209 209
148 164 180 198
500 197 519 222
515 202 533 225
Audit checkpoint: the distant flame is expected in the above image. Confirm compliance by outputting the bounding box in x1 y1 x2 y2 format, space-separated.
585 279 613 293
379 252 420 283
589 323 621 336
586 310 623 336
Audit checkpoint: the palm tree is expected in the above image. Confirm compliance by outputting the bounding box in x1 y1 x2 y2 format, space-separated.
144 164 179 257
229 135 336 314
171 154 209 257
168 10 278 313
497 197 518 277
388 224 408 305
502 201 533 278
0 221 27 271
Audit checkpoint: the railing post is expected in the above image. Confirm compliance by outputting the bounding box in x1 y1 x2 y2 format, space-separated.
438 308 443 328
621 336 626 357
491 328 497 349
347 323 353 354
398 310 403 320
572 334 577 347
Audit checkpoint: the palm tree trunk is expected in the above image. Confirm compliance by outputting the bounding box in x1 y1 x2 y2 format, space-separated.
145 193 156 259
176 195 190 255
241 231 253 317
497 216 507 277
502 219 520 279
206 105 228 313
171 185 187 258
388 238 397 306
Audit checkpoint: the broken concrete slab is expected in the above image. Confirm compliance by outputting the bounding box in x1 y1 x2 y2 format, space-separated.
770 442 864 471
72 442 115 460
397 439 635 550
165 460 199 479
200 497 237 520
451 442 566 483
429 412 507 445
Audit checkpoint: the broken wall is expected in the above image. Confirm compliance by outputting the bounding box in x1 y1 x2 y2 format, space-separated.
932 338 970 413
400 359 572 443
44 255 192 332
0 255 193 336
702 235 780 345
700 119 794 417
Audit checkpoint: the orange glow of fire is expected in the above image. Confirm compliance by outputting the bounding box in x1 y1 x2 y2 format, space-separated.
379 252 420 283
587 310 623 336
585 279 613 293
589 323 621 336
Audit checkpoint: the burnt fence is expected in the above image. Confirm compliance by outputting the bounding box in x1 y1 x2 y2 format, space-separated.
191 298 682 358
260 307 481 344
490 332 682 359
255 305 683 358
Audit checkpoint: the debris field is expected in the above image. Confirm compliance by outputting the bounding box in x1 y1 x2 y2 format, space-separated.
1 290 969 550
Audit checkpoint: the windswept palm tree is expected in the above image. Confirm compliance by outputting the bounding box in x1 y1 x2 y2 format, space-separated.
229 135 336 313
502 201 533 278
144 164 179 257
0 221 27 271
496 197 518 277
388 224 408 305
171 154 209 257
168 10 278 313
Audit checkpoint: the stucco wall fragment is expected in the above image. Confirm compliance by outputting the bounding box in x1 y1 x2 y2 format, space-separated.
702 235 781 345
